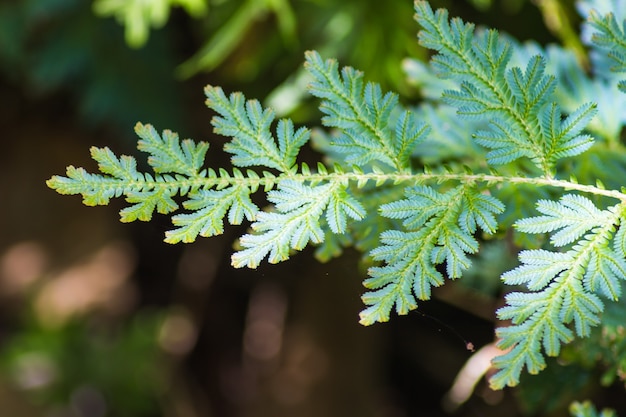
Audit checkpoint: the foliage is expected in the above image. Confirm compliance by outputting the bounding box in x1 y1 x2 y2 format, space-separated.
1 314 166 416
93 0 207 48
47 0 626 407
0 0 185 130
90 0 421 97
566 284 626 389
570 401 617 417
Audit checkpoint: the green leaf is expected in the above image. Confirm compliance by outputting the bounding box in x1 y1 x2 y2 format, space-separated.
121 189 179 222
165 185 258 243
414 0 595 174
515 194 609 246
588 9 626 92
305 50 429 172
205 85 310 172
231 180 365 268
91 147 141 180
47 2 626 395
135 122 208 176
359 185 503 325
491 196 626 389
47 165 124 206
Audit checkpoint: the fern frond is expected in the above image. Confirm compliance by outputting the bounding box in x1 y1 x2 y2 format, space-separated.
490 196 626 388
541 43 626 142
135 123 208 176
48 131 198 215
165 184 258 243
121 188 179 223
515 194 608 246
205 85 310 172
48 163 134 207
359 185 504 325
304 51 429 172
541 102 597 161
47 123 265 231
46 13 626 394
414 1 596 174
231 179 365 268
588 9 626 92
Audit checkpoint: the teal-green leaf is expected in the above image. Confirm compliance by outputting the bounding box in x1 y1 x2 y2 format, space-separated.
135 122 209 176
205 85 309 172
121 189 178 222
516 195 609 246
165 185 258 244
231 180 363 268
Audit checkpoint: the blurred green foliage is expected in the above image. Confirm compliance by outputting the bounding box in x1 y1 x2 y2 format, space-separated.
0 0 186 131
570 401 618 417
93 0 207 48
0 0 577 128
1 313 166 417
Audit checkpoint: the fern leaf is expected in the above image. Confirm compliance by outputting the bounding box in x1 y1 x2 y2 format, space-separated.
231 180 365 268
505 55 554 113
120 188 179 222
359 185 503 325
501 250 574 290
165 185 258 243
47 122 267 234
46 15 626 395
47 165 127 206
459 188 504 234
491 196 626 389
585 246 626 300
588 9 626 92
541 102 596 160
304 50 429 172
395 109 431 169
414 1 596 174
135 123 208 176
515 194 609 246
205 85 310 172
91 146 142 180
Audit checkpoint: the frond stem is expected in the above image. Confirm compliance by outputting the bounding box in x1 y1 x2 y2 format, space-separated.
107 171 626 202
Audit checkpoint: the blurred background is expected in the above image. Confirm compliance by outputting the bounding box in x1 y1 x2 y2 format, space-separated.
1 0 624 416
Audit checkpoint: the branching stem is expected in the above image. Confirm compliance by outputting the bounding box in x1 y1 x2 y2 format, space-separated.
104 170 626 202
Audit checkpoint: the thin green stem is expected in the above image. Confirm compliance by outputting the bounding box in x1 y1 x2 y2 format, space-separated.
112 169 626 202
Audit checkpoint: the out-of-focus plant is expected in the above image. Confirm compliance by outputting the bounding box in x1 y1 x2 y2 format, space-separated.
93 0 208 48
175 0 297 78
570 401 617 417
1 315 166 417
90 0 422 98
0 242 188 417
0 0 184 129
